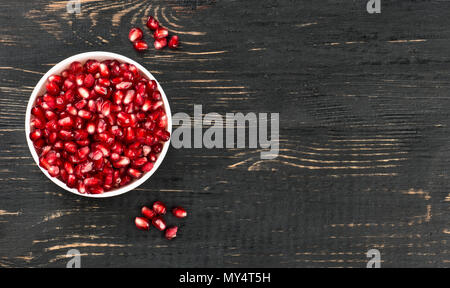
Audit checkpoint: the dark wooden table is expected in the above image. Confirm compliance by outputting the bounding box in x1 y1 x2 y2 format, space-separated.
0 0 449 268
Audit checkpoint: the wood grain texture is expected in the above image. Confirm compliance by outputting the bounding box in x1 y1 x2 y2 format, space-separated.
0 0 449 267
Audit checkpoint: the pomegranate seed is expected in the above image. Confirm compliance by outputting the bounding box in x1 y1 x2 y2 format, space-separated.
154 38 167 50
168 35 179 49
46 81 60 95
123 90 135 105
64 141 77 154
153 27 168 39
30 129 43 141
133 40 148 52
77 87 90 99
110 153 120 162
48 75 63 86
172 207 187 218
47 166 60 177
127 168 142 178
85 60 100 74
152 216 166 231
67 175 77 188
77 181 87 193
77 110 92 120
141 206 156 219
146 16 159 30
99 62 110 78
84 74 95 88
113 156 130 168
94 84 108 96
84 177 102 187
77 146 90 159
70 61 83 74
64 161 74 174
86 122 96 135
141 162 154 172
116 82 133 90
165 226 178 240
90 150 103 161
89 186 104 194
58 116 74 128
153 201 166 215
135 217 150 231
128 27 143 42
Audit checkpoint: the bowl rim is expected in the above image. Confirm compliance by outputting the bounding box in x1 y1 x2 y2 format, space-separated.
25 51 172 198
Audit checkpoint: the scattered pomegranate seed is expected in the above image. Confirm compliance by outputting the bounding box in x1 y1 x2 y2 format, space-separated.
153 201 167 215
128 27 143 42
153 27 169 39
165 226 178 240
146 16 159 30
152 216 166 231
135 217 150 231
168 36 179 49
29 59 170 195
172 207 187 218
141 206 156 219
154 38 167 50
133 40 148 52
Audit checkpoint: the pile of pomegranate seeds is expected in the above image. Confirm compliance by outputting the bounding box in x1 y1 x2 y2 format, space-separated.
128 16 179 52
135 201 187 240
29 59 171 194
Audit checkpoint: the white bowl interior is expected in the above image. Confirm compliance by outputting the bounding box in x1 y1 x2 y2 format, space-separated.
25 52 172 198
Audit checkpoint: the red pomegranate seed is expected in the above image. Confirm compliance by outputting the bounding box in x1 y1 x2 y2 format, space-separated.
113 156 130 168
141 206 156 219
84 177 102 187
30 129 42 141
127 168 142 178
77 146 90 159
70 61 83 74
48 75 63 86
89 186 104 194
168 35 179 49
153 201 166 215
146 16 159 30
94 84 108 96
165 226 178 240
172 207 187 218
47 165 60 177
84 74 95 88
64 141 77 154
116 82 133 90
99 62 110 77
153 27 168 39
67 175 77 188
58 116 74 128
133 40 148 52
154 38 167 50
123 90 135 105
77 87 90 99
141 162 154 172
128 27 143 42
152 216 166 231
46 81 60 95
85 60 100 74
135 217 150 231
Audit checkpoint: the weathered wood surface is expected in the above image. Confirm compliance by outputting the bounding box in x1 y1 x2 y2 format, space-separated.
0 0 449 267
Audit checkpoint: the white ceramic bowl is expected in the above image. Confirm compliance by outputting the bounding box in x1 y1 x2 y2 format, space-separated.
25 51 172 198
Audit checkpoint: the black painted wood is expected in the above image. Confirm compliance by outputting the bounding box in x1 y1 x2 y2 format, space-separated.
0 0 449 267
